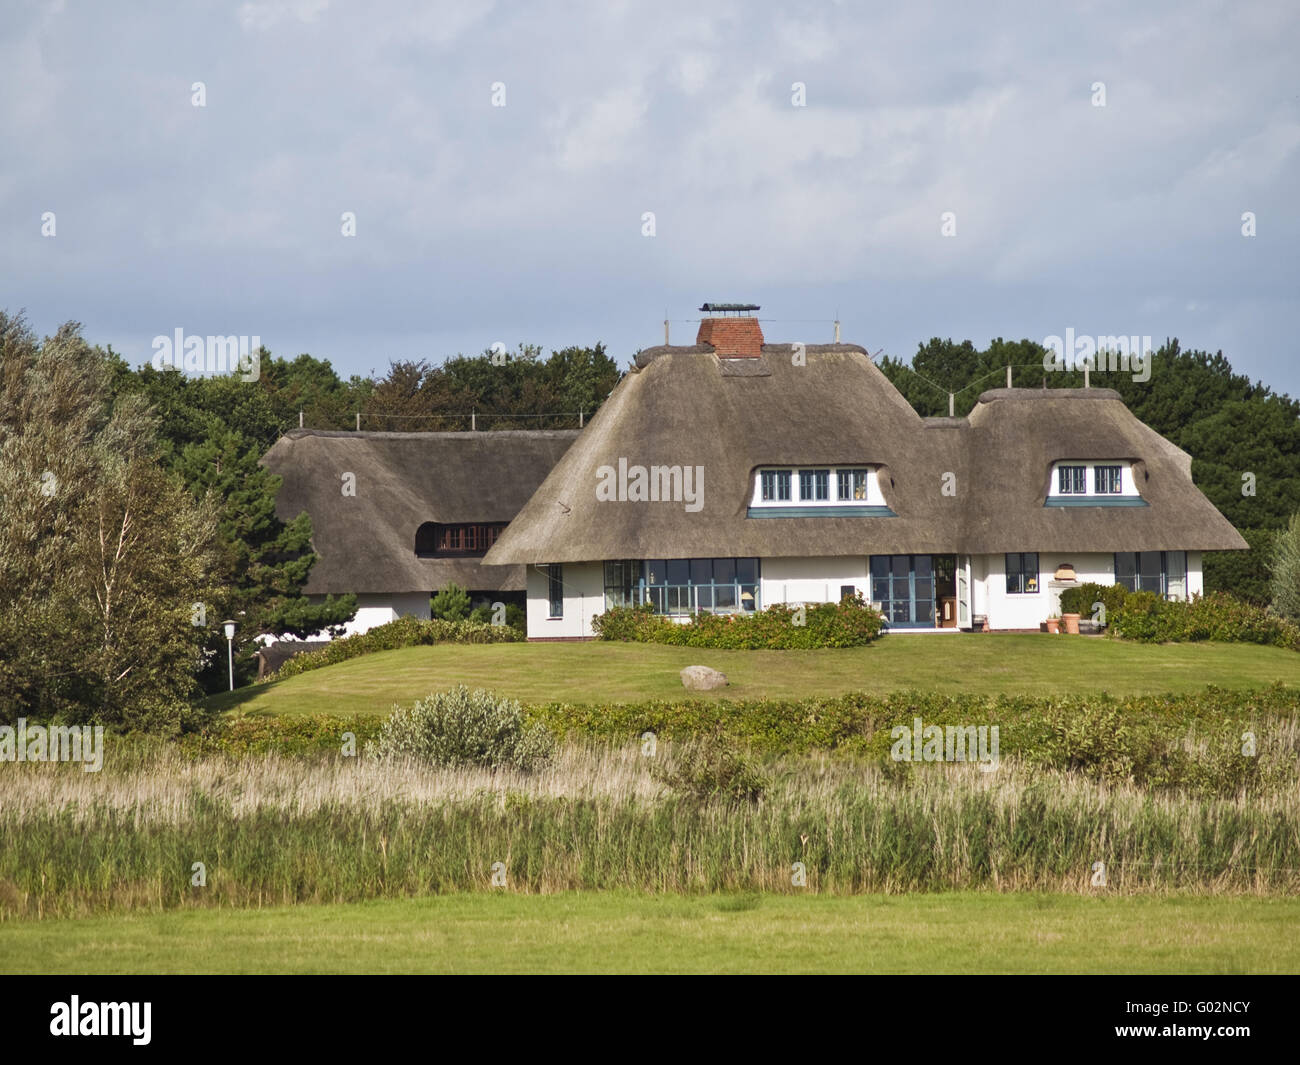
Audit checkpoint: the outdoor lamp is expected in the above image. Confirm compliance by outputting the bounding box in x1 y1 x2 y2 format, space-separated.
222 620 236 691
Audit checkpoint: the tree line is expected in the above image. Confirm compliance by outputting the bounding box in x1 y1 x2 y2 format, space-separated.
0 311 619 729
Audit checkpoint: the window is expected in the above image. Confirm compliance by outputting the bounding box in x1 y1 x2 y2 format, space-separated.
798 469 829 501
760 469 791 501
547 565 563 618
1095 466 1123 494
641 558 759 615
603 560 638 610
1114 551 1187 598
1058 466 1087 495
837 469 870 501
415 522 507 558
870 555 935 626
1005 552 1039 595
750 465 891 513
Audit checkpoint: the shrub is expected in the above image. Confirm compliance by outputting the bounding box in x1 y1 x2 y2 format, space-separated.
652 734 768 803
1109 591 1300 650
266 616 523 682
431 582 471 621
179 714 384 757
592 594 885 649
1058 582 1129 624
468 601 527 633
533 685 1300 795
366 686 555 772
1271 514 1300 622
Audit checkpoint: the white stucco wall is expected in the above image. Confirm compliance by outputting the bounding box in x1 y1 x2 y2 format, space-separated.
759 556 870 606
978 552 1113 630
970 554 988 622
974 551 1204 629
521 550 1209 637
526 561 603 638
265 591 431 643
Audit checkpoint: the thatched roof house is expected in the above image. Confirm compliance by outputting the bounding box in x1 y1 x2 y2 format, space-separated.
261 429 578 635
485 310 1244 637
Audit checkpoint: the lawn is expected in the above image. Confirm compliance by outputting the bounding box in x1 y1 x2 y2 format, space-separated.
208 634 1300 716
3 892 1297 974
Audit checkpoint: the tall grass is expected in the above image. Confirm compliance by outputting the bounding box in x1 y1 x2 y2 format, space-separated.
2 740 1298 919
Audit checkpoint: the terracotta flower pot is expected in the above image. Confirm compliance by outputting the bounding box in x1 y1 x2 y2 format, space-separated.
1046 618 1060 634
1062 613 1081 634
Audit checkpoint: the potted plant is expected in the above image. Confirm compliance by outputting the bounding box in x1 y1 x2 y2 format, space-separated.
1046 613 1061 634
1062 611 1081 634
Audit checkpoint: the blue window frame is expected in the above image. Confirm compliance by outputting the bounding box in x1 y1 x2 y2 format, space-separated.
761 470 792 501
870 555 935 627
639 558 760 615
1114 551 1186 598
837 468 870 501
1058 466 1087 494
798 469 829 501
1095 466 1122 494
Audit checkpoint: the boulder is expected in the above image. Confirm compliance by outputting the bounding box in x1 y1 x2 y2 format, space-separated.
680 665 728 691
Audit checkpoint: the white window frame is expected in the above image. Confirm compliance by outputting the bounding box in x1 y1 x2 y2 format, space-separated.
1048 461 1140 500
750 466 887 509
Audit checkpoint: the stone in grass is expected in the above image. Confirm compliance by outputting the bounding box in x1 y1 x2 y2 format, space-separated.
680 665 728 691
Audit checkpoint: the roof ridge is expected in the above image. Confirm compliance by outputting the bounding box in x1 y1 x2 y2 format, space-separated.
281 428 582 440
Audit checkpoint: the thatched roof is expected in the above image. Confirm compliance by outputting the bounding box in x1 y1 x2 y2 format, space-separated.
962 388 1246 553
261 429 580 594
483 351 1245 565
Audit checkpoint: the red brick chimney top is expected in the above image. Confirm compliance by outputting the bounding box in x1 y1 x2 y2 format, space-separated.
696 316 764 358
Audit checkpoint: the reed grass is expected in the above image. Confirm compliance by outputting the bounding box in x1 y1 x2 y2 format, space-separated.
2 739 1297 920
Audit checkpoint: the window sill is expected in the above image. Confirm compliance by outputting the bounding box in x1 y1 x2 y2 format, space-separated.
1044 497 1148 508
747 505 897 518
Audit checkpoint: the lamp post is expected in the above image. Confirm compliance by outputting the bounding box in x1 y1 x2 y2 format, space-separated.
222 620 236 692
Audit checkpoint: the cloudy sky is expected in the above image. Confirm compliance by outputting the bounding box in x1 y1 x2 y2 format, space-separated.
3 0 1297 395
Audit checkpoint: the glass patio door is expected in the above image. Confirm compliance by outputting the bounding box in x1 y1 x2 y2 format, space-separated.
870 555 935 628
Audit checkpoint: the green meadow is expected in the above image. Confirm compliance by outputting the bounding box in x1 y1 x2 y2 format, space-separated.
3 892 1297 975
208 634 1300 716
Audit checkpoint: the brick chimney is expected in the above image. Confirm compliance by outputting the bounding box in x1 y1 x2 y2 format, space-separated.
696 303 763 358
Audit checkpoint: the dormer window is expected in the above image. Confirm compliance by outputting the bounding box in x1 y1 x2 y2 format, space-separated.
748 465 895 517
1058 465 1087 494
760 470 792 502
838 469 870 501
415 521 508 558
1095 465 1123 494
1045 461 1146 507
799 469 830 501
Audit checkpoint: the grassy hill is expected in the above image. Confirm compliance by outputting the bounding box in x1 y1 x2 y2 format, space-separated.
208 634 1300 716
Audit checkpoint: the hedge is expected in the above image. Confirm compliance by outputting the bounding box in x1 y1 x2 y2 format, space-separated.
265 615 524 682
1109 590 1300 650
181 685 1300 795
592 596 885 649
